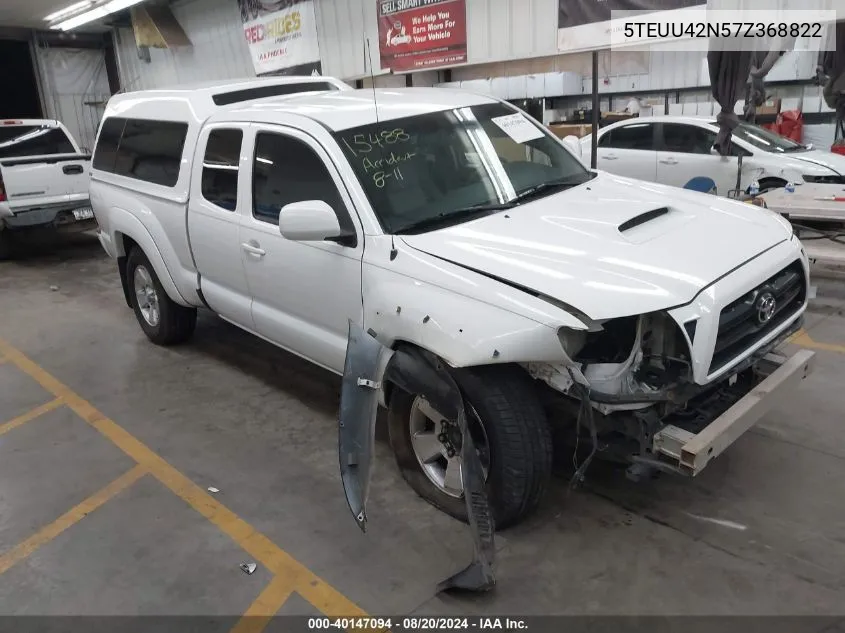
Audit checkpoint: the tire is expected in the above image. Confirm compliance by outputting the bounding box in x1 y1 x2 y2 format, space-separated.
387 363 553 530
0 229 14 261
125 247 197 345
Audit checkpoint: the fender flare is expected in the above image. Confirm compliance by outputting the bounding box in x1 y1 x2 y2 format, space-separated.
108 208 191 307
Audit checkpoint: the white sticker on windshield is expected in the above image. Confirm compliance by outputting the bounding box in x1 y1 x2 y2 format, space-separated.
491 113 544 144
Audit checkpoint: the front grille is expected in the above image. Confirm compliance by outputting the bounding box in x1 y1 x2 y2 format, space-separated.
709 260 806 374
803 175 845 185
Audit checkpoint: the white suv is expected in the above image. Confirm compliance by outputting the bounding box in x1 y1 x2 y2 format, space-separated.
581 115 845 195
89 79 814 531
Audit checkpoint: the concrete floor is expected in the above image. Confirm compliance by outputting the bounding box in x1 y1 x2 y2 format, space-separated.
1 232 845 620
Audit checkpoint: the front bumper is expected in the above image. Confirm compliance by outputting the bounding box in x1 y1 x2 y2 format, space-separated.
652 348 815 475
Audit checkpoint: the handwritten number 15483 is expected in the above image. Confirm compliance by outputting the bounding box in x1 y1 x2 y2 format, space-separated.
342 129 410 157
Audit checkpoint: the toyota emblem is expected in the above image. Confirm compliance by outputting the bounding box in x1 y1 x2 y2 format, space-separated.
755 291 777 325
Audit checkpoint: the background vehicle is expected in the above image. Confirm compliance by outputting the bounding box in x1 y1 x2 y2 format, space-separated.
0 119 95 259
580 116 845 195
90 80 814 530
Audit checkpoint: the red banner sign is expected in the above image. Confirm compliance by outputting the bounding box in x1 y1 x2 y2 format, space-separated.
378 0 467 72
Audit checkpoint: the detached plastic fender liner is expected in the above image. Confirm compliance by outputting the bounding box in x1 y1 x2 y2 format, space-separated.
338 322 496 593
338 321 389 533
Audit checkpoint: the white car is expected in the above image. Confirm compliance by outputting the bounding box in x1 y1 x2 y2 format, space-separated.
580 115 845 196
90 78 814 531
0 119 95 258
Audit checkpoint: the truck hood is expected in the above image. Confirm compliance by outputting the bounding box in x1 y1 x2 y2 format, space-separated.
400 173 792 321
786 149 845 176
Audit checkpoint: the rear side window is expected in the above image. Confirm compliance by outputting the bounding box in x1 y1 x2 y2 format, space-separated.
201 129 242 211
599 123 655 151
0 126 75 158
93 117 188 187
93 117 126 171
113 119 188 187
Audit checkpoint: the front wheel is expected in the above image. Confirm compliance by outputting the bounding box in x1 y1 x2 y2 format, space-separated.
126 247 197 345
387 364 553 530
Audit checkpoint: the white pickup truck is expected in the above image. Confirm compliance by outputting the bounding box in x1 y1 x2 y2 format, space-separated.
0 119 95 258
90 77 815 532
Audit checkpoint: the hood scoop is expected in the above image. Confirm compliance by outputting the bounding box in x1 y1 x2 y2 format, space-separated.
618 207 670 233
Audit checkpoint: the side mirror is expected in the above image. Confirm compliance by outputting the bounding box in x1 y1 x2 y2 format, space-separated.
562 135 583 160
279 200 342 242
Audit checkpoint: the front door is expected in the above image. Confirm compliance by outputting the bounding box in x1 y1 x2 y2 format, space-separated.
595 121 658 182
656 122 741 196
187 124 254 327
240 126 364 374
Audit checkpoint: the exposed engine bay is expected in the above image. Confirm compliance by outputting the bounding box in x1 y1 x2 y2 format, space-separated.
524 311 695 415
523 311 804 479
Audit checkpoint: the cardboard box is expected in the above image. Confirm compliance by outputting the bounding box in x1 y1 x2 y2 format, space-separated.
757 97 781 116
548 123 593 139
602 111 635 123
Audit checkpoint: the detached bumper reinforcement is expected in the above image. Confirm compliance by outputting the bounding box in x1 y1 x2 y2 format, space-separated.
653 349 815 476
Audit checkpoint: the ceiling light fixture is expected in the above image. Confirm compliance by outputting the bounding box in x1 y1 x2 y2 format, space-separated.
44 0 93 21
50 0 146 31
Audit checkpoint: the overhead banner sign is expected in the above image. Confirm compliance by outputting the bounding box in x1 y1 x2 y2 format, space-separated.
239 0 322 75
558 0 706 53
378 0 467 72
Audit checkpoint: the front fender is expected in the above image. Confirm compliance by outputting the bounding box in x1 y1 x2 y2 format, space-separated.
365 279 574 371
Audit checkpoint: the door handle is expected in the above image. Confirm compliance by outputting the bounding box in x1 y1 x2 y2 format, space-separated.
62 164 84 174
604 154 618 160
241 242 266 257
659 158 678 165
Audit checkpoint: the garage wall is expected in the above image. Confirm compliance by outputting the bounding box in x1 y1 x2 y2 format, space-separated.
114 0 563 90
34 46 111 152
114 0 253 92
113 0 823 100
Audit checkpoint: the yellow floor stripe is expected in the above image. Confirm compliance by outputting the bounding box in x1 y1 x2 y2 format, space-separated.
0 464 146 575
0 398 63 437
0 337 367 618
790 329 845 354
228 577 296 633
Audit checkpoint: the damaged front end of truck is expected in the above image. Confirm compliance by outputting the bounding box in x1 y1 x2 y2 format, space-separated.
337 253 815 592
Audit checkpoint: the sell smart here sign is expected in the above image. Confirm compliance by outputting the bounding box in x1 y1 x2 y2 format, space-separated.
378 0 468 72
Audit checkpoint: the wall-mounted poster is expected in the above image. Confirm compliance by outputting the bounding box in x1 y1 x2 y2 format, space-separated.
238 0 322 75
557 0 706 53
378 0 467 72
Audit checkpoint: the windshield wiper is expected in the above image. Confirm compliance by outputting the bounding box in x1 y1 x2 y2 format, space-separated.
513 174 594 203
393 202 515 235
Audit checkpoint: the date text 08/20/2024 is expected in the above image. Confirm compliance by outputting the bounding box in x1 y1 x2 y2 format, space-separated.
307 617 529 631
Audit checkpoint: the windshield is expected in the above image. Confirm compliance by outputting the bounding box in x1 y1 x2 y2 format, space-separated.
333 103 593 234
726 121 808 153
